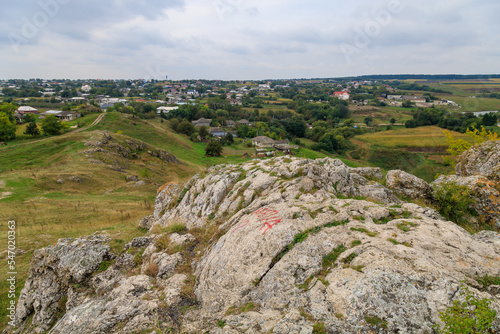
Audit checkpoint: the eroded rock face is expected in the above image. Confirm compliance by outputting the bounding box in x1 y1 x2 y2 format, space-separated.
192 198 500 333
386 169 433 200
11 156 500 334
432 174 500 228
427 141 500 229
151 157 400 230
14 235 112 333
455 140 500 180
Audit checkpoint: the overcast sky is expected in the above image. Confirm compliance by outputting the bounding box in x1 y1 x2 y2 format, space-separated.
1 0 499 80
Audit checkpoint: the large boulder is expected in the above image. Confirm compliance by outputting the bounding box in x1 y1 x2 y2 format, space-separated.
11 157 500 333
386 169 433 200
14 235 112 333
151 157 400 230
455 140 500 180
432 174 500 229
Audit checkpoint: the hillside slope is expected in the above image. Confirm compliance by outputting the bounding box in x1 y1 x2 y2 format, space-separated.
9 155 500 333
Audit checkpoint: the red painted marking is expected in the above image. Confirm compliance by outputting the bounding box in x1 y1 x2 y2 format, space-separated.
259 219 282 234
232 207 282 234
232 218 250 234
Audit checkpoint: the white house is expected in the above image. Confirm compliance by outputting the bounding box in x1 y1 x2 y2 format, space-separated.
157 106 179 114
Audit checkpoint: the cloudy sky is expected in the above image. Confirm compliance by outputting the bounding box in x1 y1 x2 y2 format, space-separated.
1 0 499 80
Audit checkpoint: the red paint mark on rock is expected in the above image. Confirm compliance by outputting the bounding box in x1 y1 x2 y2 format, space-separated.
232 207 282 234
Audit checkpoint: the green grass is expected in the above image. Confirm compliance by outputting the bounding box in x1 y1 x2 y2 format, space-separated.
356 126 473 149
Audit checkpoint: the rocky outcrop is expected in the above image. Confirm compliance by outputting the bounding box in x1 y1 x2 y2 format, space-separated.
430 140 500 229
11 234 187 334
11 156 500 333
455 140 500 180
386 169 433 200
14 235 112 333
432 174 500 228
152 157 400 230
84 130 179 165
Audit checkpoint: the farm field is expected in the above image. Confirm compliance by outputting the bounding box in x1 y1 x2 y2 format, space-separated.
355 126 474 149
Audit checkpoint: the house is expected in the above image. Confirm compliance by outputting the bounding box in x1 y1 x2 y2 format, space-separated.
334 91 350 100
55 111 78 121
40 110 78 121
226 120 236 127
252 136 275 148
156 106 179 114
209 127 226 137
192 118 212 127
17 106 39 115
81 85 92 92
237 119 252 126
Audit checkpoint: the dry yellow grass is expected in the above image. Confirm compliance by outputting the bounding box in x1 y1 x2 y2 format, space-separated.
355 126 474 149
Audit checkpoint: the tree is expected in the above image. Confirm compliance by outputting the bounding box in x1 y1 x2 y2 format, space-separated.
222 132 234 146
205 140 223 156
0 113 16 141
390 117 396 125
23 113 36 123
198 126 209 139
482 113 498 126
405 119 418 128
402 99 414 108
24 122 40 137
177 120 196 136
41 115 63 135
236 125 249 138
316 132 346 153
364 116 374 126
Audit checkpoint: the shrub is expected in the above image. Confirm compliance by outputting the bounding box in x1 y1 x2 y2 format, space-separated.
433 181 476 225
435 284 497 334
205 140 223 157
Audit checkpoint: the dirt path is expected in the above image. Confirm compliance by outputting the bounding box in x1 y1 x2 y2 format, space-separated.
0 112 106 151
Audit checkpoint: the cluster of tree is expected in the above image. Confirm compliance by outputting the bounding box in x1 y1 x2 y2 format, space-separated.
390 81 451 94
404 108 498 133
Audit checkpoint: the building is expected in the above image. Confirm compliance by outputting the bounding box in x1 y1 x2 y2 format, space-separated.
252 136 276 148
40 110 78 121
209 127 226 137
192 118 212 127
17 106 39 115
156 106 179 114
334 91 350 100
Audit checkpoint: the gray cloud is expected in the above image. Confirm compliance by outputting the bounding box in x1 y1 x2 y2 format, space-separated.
0 0 499 79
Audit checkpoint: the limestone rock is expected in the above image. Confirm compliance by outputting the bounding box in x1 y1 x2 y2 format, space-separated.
455 140 500 180
348 166 383 180
386 169 433 200
139 214 155 229
432 174 500 228
150 157 399 231
15 235 111 333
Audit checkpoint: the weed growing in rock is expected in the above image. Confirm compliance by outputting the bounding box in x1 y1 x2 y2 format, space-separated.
476 275 500 289
351 240 362 247
216 319 226 328
365 315 388 329
312 322 326 334
350 227 378 237
342 252 358 264
434 284 497 334
433 181 477 226
396 221 417 232
388 238 400 245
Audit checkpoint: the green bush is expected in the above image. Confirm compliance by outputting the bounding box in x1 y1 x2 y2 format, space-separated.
435 285 497 334
433 181 477 225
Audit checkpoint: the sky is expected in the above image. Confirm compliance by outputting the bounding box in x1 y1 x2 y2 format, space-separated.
1 0 499 80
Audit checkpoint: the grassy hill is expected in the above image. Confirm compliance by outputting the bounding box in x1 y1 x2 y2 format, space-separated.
0 112 473 329
0 111 337 328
